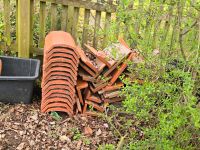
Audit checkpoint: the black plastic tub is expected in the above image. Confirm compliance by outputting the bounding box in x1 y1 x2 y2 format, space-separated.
0 56 40 104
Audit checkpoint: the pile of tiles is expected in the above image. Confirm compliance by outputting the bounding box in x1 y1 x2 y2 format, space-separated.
41 31 80 116
41 31 141 116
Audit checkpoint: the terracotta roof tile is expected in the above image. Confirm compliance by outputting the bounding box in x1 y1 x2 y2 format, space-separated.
109 53 135 85
41 107 73 116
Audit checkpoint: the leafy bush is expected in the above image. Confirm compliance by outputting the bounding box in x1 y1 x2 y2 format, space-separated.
102 1 200 149
121 58 200 149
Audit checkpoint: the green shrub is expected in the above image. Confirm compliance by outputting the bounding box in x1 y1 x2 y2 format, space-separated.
100 0 200 149
121 58 200 150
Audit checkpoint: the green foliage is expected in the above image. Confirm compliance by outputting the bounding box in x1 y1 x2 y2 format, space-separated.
103 1 200 149
50 112 62 121
106 1 200 62
98 144 115 150
83 138 91 145
121 57 200 150
71 128 82 141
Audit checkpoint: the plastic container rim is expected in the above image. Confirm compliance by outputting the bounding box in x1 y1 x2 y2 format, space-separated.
0 56 40 80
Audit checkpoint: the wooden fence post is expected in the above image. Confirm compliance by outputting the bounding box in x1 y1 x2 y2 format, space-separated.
17 0 31 58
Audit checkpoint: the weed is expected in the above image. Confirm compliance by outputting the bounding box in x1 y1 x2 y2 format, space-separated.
71 128 82 141
50 112 62 121
98 144 115 150
83 138 91 145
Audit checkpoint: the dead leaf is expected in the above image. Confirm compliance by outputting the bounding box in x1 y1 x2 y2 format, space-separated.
59 135 71 142
16 142 25 150
61 148 70 150
77 140 82 149
0 134 5 139
80 116 88 122
30 113 38 121
84 127 93 136
29 140 35 146
153 49 160 56
103 123 109 128
19 131 24 136
96 129 102 136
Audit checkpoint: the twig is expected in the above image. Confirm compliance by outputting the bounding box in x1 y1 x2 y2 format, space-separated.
100 111 123 137
4 128 18 133
181 20 198 36
190 2 200 12
106 116 122 137
116 134 128 150
90 13 103 30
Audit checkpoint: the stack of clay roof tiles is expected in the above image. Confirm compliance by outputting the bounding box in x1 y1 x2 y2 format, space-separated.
41 31 80 116
41 31 141 116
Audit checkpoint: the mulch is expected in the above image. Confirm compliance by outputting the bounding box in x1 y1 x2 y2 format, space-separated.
0 102 117 150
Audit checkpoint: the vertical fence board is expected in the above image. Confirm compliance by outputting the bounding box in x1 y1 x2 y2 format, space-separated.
61 5 68 31
115 0 120 39
103 0 113 48
198 12 200 61
159 3 174 49
67 6 74 33
50 3 57 31
198 11 200 49
39 1 46 48
93 0 102 48
145 0 153 33
3 0 11 44
124 1 134 41
177 0 186 60
72 7 80 41
30 0 34 50
16 0 18 47
82 9 90 47
135 0 144 37
17 0 31 58
165 3 173 28
152 3 164 49
169 4 178 54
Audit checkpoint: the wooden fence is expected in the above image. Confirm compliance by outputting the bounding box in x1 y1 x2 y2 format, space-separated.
0 0 118 58
0 0 199 60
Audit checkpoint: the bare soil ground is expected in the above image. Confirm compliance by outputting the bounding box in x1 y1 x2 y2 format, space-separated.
0 101 117 150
